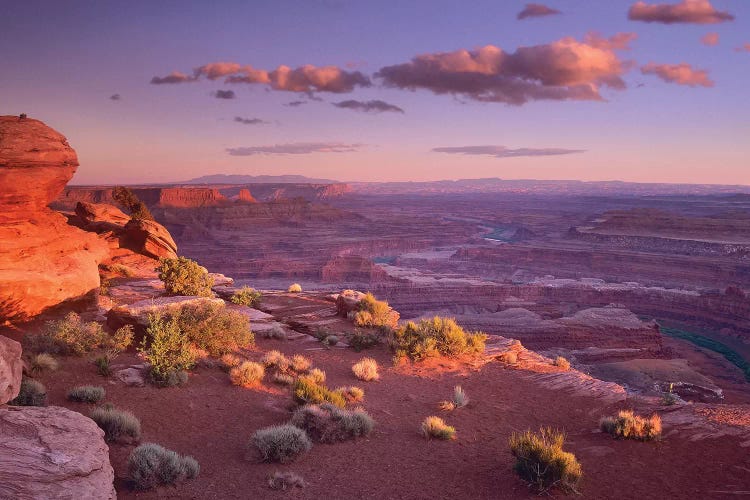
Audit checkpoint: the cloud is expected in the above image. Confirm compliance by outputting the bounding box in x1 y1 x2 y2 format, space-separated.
517 3 562 20
584 32 638 50
376 33 633 105
641 62 713 87
226 142 363 156
432 145 585 158
213 89 236 99
285 100 308 107
234 116 268 125
333 99 404 113
109 94 121 101
628 0 734 24
735 43 750 53
150 71 195 84
701 32 719 46
152 61 370 94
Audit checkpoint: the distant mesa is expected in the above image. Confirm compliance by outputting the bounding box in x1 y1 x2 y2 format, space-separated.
183 174 341 184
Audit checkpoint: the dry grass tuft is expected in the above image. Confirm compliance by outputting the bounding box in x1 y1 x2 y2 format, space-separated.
509 427 582 494
421 416 456 440
230 361 265 387
553 356 571 370
268 471 306 490
600 410 662 441
352 357 380 381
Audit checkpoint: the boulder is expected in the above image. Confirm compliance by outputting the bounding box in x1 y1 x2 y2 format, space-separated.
335 289 367 317
122 218 178 259
108 295 225 328
74 201 131 231
0 116 109 322
0 405 116 499
0 336 22 404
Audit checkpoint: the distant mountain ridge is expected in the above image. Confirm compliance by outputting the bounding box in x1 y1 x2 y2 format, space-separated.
184 174 340 184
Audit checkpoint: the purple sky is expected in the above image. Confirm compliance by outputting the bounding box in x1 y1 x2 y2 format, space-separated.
2 0 749 185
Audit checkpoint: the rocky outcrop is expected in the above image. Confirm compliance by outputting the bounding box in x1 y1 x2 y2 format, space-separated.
236 188 256 203
0 406 116 499
335 289 367 316
122 218 178 259
0 336 22 404
56 186 230 210
0 116 109 322
108 295 225 329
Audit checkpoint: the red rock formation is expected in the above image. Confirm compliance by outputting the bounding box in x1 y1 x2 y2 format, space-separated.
157 187 228 207
0 335 22 404
0 116 108 322
236 188 257 203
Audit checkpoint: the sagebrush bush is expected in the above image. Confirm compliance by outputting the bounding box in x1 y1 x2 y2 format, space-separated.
268 471 306 490
288 283 302 293
352 357 380 381
351 292 399 330
349 329 381 352
291 403 375 443
440 385 468 411
157 257 214 297
29 353 59 374
230 361 265 387
128 443 199 490
10 378 46 406
335 386 364 404
30 312 106 355
392 317 487 362
67 385 106 403
175 302 253 356
230 286 262 307
509 427 582 493
139 314 195 386
252 424 312 463
292 376 346 408
553 356 571 370
90 405 141 442
421 416 455 440
600 410 662 441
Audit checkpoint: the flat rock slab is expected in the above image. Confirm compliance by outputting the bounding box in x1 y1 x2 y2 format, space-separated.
0 405 115 499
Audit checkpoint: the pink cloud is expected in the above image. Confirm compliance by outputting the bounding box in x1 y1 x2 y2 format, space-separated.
226 143 363 155
735 43 750 53
517 3 561 20
376 34 633 105
641 62 713 87
585 32 638 50
432 145 584 158
628 0 734 24
700 32 719 46
152 63 370 93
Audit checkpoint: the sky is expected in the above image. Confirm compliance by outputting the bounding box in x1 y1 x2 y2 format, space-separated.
1 0 749 185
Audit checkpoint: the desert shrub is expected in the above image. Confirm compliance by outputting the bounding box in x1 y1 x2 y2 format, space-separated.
308 368 326 385
128 443 199 490
157 257 214 297
262 350 291 373
352 293 399 330
220 353 244 370
27 312 107 356
268 471 306 490
421 416 455 440
391 317 487 362
440 385 468 411
334 386 365 404
230 286 262 307
292 376 346 408
95 356 111 377
29 353 59 374
252 424 312 463
288 283 302 293
103 325 134 359
9 378 46 406
175 302 253 356
139 314 195 386
349 329 381 352
290 354 311 373
352 357 380 381
262 325 287 340
90 405 141 442
112 186 154 221
553 356 571 370
499 351 518 364
322 335 339 346
67 385 105 403
600 410 662 441
230 361 265 387
273 373 295 386
290 403 375 443
509 427 582 493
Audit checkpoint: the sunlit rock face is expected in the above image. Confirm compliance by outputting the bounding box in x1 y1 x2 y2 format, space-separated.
0 115 108 322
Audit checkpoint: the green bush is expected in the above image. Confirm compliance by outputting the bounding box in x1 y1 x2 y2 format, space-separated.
421 416 455 440
112 186 154 221
252 424 312 463
600 410 662 441
268 471 306 490
509 427 582 493
128 443 199 490
291 403 375 443
139 315 195 386
67 385 106 403
230 361 265 387
175 302 253 356
230 286 262 307
392 317 486 362
351 292 399 329
9 378 46 406
292 376 346 408
90 405 141 442
157 257 214 297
